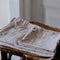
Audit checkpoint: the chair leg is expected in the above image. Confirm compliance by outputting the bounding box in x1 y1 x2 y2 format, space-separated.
9 54 12 60
27 57 32 60
22 55 32 60
1 49 8 60
22 55 26 60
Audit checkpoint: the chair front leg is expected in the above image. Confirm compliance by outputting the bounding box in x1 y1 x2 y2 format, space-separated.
9 54 12 60
1 49 8 60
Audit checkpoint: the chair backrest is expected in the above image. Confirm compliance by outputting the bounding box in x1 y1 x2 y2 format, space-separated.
30 21 60 32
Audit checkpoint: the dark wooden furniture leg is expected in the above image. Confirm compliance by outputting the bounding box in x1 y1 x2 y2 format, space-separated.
22 55 26 60
9 54 12 60
1 49 8 60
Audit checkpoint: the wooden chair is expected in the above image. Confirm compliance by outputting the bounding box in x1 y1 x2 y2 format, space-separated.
0 21 60 60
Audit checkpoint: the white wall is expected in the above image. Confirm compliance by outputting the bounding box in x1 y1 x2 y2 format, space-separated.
9 0 20 19
31 0 45 23
20 0 24 18
31 0 60 28
20 0 32 20
0 0 60 28
23 0 31 20
43 0 60 28
0 0 20 29
44 8 60 28
0 0 10 29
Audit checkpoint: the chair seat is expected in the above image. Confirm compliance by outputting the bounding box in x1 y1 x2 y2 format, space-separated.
0 18 60 60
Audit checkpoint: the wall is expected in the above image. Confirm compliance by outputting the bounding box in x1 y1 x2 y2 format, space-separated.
31 0 45 23
44 0 60 28
0 0 60 28
31 0 60 28
0 0 10 28
9 0 20 19
24 0 31 20
0 0 20 28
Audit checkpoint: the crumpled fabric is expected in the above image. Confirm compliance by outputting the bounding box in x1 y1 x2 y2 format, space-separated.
0 17 60 57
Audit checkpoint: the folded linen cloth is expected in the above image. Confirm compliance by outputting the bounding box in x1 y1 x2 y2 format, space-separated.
0 17 60 57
